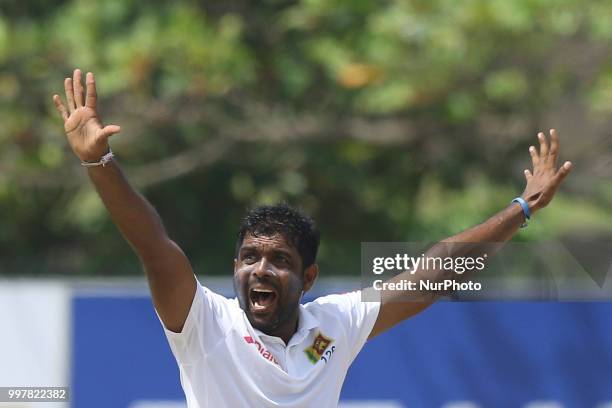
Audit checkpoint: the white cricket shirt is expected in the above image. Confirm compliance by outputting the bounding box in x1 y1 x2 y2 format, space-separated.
160 280 380 407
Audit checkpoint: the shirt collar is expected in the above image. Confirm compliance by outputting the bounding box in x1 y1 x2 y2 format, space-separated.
297 303 318 333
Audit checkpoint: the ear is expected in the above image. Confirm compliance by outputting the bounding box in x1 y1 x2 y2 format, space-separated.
233 258 237 273
302 263 319 293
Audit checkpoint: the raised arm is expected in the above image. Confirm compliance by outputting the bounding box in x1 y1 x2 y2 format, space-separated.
53 69 196 332
369 129 573 338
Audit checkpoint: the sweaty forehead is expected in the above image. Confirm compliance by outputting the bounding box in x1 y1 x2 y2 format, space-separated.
241 233 296 254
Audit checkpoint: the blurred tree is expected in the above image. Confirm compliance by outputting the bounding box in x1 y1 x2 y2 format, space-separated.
0 0 611 276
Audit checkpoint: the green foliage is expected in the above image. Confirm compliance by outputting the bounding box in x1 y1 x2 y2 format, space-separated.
0 0 610 275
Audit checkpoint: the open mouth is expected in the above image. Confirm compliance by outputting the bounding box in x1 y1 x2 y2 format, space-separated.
249 287 277 313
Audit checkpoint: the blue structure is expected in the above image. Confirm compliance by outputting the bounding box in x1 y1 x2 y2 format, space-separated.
72 293 612 407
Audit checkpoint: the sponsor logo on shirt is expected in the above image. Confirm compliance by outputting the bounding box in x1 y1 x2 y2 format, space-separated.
244 336 280 367
304 331 334 364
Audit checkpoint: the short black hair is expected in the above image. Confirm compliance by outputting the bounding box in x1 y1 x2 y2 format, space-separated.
236 203 320 268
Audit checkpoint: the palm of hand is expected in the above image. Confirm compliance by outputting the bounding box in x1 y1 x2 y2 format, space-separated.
53 69 120 162
65 107 105 156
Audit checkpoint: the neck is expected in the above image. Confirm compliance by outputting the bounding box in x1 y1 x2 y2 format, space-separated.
261 309 300 345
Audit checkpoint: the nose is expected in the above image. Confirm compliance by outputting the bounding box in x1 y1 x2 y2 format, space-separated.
253 257 274 279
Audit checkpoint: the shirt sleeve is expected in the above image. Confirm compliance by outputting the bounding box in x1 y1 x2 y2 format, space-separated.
158 280 238 364
314 288 381 362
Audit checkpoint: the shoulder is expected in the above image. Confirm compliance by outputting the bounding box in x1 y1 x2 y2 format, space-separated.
305 289 380 327
180 282 243 336
198 284 242 316
304 290 381 360
304 291 362 320
309 291 361 308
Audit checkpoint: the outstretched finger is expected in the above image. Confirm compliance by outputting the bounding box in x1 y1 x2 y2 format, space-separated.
97 124 121 140
549 128 559 163
64 78 76 113
53 94 69 122
538 131 549 158
524 169 532 182
553 161 572 185
529 145 539 166
85 72 97 109
73 69 84 107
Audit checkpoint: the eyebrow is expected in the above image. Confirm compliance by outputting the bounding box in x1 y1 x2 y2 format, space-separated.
239 246 294 258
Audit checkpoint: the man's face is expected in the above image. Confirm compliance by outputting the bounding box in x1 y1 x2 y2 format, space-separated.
233 233 308 334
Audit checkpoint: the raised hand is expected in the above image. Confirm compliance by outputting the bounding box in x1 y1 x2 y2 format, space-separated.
53 69 121 162
521 129 572 213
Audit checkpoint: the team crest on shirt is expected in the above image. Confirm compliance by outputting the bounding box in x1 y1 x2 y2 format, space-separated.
304 331 333 364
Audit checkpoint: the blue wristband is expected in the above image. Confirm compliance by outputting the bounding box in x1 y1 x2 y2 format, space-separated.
511 197 531 228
